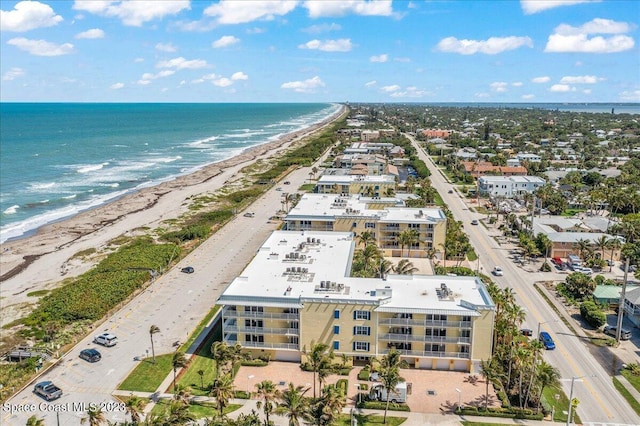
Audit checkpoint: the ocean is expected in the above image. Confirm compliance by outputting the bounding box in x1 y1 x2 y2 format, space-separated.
0 103 341 243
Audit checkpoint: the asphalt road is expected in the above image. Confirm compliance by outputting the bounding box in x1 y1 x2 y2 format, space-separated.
405 132 640 425
2 162 318 425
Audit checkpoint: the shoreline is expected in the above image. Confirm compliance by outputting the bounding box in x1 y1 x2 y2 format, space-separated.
0 104 346 327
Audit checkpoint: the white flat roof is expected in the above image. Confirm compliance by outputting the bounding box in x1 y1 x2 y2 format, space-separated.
218 230 493 314
317 174 396 184
480 175 545 184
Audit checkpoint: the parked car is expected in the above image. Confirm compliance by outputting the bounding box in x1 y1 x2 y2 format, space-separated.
79 348 102 363
603 325 632 340
94 333 118 347
33 381 63 401
520 328 533 337
283 181 290 185
471 219 479 225
181 266 194 274
448 189 453 194
275 187 283 191
551 257 563 266
606 259 615 267
620 264 637 273
539 331 556 350
243 212 255 218
492 266 504 276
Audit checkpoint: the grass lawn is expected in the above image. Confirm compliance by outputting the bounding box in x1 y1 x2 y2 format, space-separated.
150 399 241 418
177 321 222 396
461 423 514 426
542 386 580 424
335 413 407 425
613 376 640 416
118 354 174 393
621 368 640 393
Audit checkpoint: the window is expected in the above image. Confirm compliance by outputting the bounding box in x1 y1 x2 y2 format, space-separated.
409 223 420 229
244 306 263 313
245 319 263 328
426 314 447 321
461 329 471 338
354 310 371 320
354 326 371 335
427 343 444 352
396 313 413 319
333 341 340 350
245 335 264 343
353 341 370 352
462 316 471 322
365 222 376 229
425 328 446 337
334 310 340 319
334 325 340 334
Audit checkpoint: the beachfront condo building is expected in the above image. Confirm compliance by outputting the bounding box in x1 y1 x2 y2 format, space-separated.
315 174 396 198
283 193 447 259
217 231 495 373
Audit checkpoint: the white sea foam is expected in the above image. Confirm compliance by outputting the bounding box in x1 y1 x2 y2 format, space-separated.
77 162 109 174
63 194 77 199
28 182 56 190
3 205 19 214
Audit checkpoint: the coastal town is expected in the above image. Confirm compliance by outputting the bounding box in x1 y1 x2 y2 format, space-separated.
2 104 640 426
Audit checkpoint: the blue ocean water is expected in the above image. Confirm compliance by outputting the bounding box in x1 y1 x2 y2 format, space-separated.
0 103 341 243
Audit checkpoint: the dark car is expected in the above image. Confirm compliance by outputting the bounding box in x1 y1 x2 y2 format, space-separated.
471 219 479 225
448 189 453 194
520 328 533 337
79 348 102 363
181 266 194 274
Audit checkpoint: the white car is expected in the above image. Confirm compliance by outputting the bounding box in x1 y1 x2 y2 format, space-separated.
492 266 504 276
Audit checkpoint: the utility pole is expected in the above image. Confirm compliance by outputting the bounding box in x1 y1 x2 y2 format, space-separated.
615 257 630 341
530 194 536 235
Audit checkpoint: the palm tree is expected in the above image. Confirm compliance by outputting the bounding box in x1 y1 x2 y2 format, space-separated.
479 358 502 411
573 238 593 261
226 343 250 378
302 341 334 398
593 235 610 261
211 341 230 378
197 369 205 390
164 399 196 425
357 230 376 247
255 380 279 425
172 351 188 393
311 384 345 426
607 238 622 271
209 373 235 416
26 416 45 426
393 259 418 275
275 383 311 426
174 384 193 404
125 395 145 424
81 407 105 426
535 361 561 413
149 324 160 364
377 348 408 424
398 229 419 257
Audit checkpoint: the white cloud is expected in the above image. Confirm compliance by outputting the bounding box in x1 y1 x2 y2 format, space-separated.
545 18 635 53
212 35 240 48
231 71 248 80
75 28 105 39
582 89 592 94
532 76 550 83
7 37 74 56
520 0 600 15
490 82 509 92
370 54 388 63
302 23 341 34
1 1 63 32
156 42 177 52
213 77 233 87
134 57 145 63
474 92 491 99
246 27 265 34
522 94 535 99
550 84 573 92
73 0 190 27
381 85 401 93
204 0 297 24
619 90 640 101
298 38 353 52
156 57 207 70
559 75 599 84
365 80 377 87
512 82 523 87
436 36 533 55
138 70 175 84
387 86 428 98
281 75 325 93
2 67 25 80
394 57 411 63
110 82 124 89
303 0 393 18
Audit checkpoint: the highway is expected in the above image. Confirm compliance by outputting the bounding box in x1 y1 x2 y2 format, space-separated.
405 132 640 425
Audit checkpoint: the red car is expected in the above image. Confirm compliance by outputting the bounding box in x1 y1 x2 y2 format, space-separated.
551 257 563 266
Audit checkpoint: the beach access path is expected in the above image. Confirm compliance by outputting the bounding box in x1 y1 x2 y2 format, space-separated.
0 106 345 329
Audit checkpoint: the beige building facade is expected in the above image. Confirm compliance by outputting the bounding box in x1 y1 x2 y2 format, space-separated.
217 231 495 373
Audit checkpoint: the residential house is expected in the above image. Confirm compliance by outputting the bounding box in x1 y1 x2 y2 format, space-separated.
478 176 545 197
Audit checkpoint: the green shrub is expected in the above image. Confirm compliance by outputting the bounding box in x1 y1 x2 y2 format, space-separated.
336 379 348 396
357 401 410 412
234 391 250 399
357 367 370 381
240 359 268 367
580 300 606 328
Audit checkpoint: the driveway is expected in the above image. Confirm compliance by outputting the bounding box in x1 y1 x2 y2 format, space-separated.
235 362 498 414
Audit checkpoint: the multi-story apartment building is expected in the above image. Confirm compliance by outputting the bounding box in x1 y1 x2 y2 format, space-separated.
478 175 545 197
315 174 396 197
284 193 446 258
217 231 495 373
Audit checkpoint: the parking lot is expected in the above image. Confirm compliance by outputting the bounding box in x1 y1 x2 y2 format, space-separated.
234 361 498 414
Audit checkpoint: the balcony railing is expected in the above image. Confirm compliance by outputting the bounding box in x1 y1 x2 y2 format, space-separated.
379 333 424 342
223 325 299 335
378 318 424 326
423 336 471 344
379 318 472 328
380 348 470 359
223 311 300 320
226 339 299 350
424 320 472 328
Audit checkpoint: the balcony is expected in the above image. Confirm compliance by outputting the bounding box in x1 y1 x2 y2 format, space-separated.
379 333 423 342
379 318 423 326
424 335 471 344
223 325 300 335
425 320 472 329
380 348 470 359
226 339 299 350
223 311 300 320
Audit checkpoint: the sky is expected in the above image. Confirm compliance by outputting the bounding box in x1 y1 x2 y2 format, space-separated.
0 0 639 103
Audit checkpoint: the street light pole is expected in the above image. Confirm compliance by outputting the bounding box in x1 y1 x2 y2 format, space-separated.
247 374 254 395
566 375 594 426
455 388 461 413
537 319 558 338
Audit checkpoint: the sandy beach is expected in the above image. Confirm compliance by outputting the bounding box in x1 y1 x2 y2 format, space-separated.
0 104 346 329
